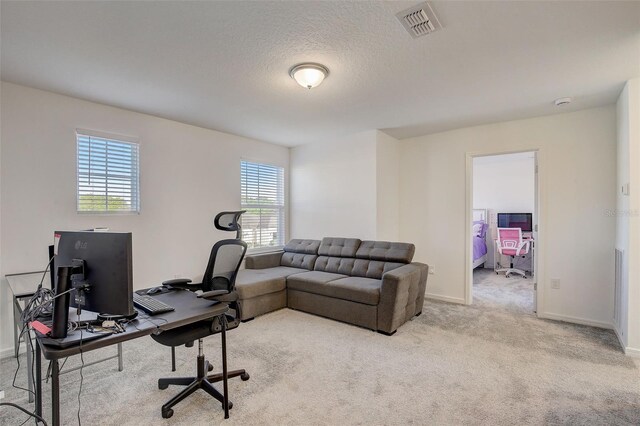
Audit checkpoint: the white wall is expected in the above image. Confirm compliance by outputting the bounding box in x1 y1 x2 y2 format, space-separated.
400 106 617 327
290 130 401 241
290 130 378 240
0 82 289 356
615 78 640 355
376 131 400 241
473 155 535 213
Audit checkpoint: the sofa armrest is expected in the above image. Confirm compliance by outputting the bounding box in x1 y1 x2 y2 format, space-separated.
412 262 429 316
244 251 283 269
377 263 425 334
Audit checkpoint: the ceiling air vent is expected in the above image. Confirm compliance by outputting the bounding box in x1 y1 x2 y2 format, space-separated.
396 2 442 38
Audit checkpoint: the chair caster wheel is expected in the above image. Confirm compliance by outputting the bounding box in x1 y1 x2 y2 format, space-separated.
224 401 234 410
158 382 169 390
162 408 173 419
241 372 250 381
208 364 214 372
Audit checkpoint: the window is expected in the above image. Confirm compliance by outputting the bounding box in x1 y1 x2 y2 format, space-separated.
240 161 285 250
76 130 140 214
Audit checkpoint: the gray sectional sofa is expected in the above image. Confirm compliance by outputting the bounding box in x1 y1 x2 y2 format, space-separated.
235 238 429 335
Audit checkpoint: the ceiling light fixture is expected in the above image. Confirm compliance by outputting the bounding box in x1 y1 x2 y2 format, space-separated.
289 63 329 89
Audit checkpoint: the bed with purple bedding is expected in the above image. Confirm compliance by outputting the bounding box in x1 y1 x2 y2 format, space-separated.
472 220 488 268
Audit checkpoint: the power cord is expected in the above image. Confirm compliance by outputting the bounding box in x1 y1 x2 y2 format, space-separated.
0 403 48 426
9 256 55 425
77 329 84 426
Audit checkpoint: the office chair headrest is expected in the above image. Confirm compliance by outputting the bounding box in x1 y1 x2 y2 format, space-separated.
214 211 246 238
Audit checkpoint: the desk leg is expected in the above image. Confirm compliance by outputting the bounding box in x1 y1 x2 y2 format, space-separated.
26 329 34 403
221 315 229 419
117 343 123 371
52 360 60 426
13 296 20 358
35 343 42 418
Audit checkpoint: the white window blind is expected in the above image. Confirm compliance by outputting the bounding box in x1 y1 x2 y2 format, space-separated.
76 131 140 214
240 161 285 250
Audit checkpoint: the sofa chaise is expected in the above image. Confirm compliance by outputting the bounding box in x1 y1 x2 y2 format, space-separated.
235 237 429 335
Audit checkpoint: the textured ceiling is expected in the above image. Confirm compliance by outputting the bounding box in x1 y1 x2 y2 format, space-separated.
1 1 639 146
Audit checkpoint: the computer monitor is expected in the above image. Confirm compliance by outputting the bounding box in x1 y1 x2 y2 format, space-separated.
54 231 135 318
497 213 533 232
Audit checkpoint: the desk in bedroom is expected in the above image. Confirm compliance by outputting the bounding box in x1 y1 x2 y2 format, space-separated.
34 289 230 426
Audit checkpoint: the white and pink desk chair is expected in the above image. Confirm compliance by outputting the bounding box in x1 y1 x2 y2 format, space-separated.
495 227 531 278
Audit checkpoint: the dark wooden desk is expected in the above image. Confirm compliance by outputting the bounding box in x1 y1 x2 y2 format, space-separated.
34 289 230 426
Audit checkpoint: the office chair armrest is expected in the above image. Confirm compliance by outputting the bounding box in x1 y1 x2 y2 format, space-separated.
197 289 229 299
162 278 192 286
515 241 530 256
199 290 239 304
162 278 204 291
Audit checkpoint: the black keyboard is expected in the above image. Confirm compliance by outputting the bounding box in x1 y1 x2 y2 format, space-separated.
133 293 175 315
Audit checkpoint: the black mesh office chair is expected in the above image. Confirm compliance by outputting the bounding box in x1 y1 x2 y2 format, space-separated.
152 211 248 419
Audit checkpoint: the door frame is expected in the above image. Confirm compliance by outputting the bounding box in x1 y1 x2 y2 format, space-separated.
464 148 543 314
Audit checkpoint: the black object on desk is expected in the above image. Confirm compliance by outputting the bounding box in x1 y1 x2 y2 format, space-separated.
133 293 175 315
34 289 230 426
38 328 107 348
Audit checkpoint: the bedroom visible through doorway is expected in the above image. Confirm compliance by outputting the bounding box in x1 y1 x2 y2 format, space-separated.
471 151 537 314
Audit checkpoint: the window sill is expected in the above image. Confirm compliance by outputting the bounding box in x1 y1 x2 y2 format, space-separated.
77 211 140 216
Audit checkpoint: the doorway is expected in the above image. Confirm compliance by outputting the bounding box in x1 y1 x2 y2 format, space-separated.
468 151 538 314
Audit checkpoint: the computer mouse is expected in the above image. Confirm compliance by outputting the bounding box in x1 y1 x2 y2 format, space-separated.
146 286 164 295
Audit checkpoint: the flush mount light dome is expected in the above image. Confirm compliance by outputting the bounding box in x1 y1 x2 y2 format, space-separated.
289 63 329 89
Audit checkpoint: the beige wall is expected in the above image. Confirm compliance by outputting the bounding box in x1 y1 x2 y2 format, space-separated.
376 131 400 241
290 130 378 240
400 106 617 327
615 78 640 355
0 82 289 356
290 130 401 241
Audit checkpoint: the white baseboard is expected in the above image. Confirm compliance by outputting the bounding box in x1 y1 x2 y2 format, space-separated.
623 346 640 358
537 311 613 330
425 293 466 305
0 342 28 360
1 346 18 360
612 327 640 358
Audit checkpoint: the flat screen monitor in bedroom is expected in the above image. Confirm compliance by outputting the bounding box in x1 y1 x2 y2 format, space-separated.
497 213 533 232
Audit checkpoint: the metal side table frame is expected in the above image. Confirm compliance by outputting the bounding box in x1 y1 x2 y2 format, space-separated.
5 271 123 402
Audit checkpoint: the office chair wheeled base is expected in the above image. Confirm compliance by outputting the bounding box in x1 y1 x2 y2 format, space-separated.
505 268 527 278
496 267 527 278
158 339 249 419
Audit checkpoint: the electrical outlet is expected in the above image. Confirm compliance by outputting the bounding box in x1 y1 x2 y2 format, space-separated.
429 265 435 275
0 390 5 399
551 279 561 289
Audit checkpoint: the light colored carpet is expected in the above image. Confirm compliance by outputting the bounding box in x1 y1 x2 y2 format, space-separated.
473 267 534 314
2 295 639 425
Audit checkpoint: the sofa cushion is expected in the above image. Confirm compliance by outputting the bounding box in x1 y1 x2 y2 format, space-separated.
318 237 361 257
235 266 306 299
322 277 382 305
281 252 318 270
355 241 415 263
286 271 348 294
314 256 406 280
284 239 321 254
